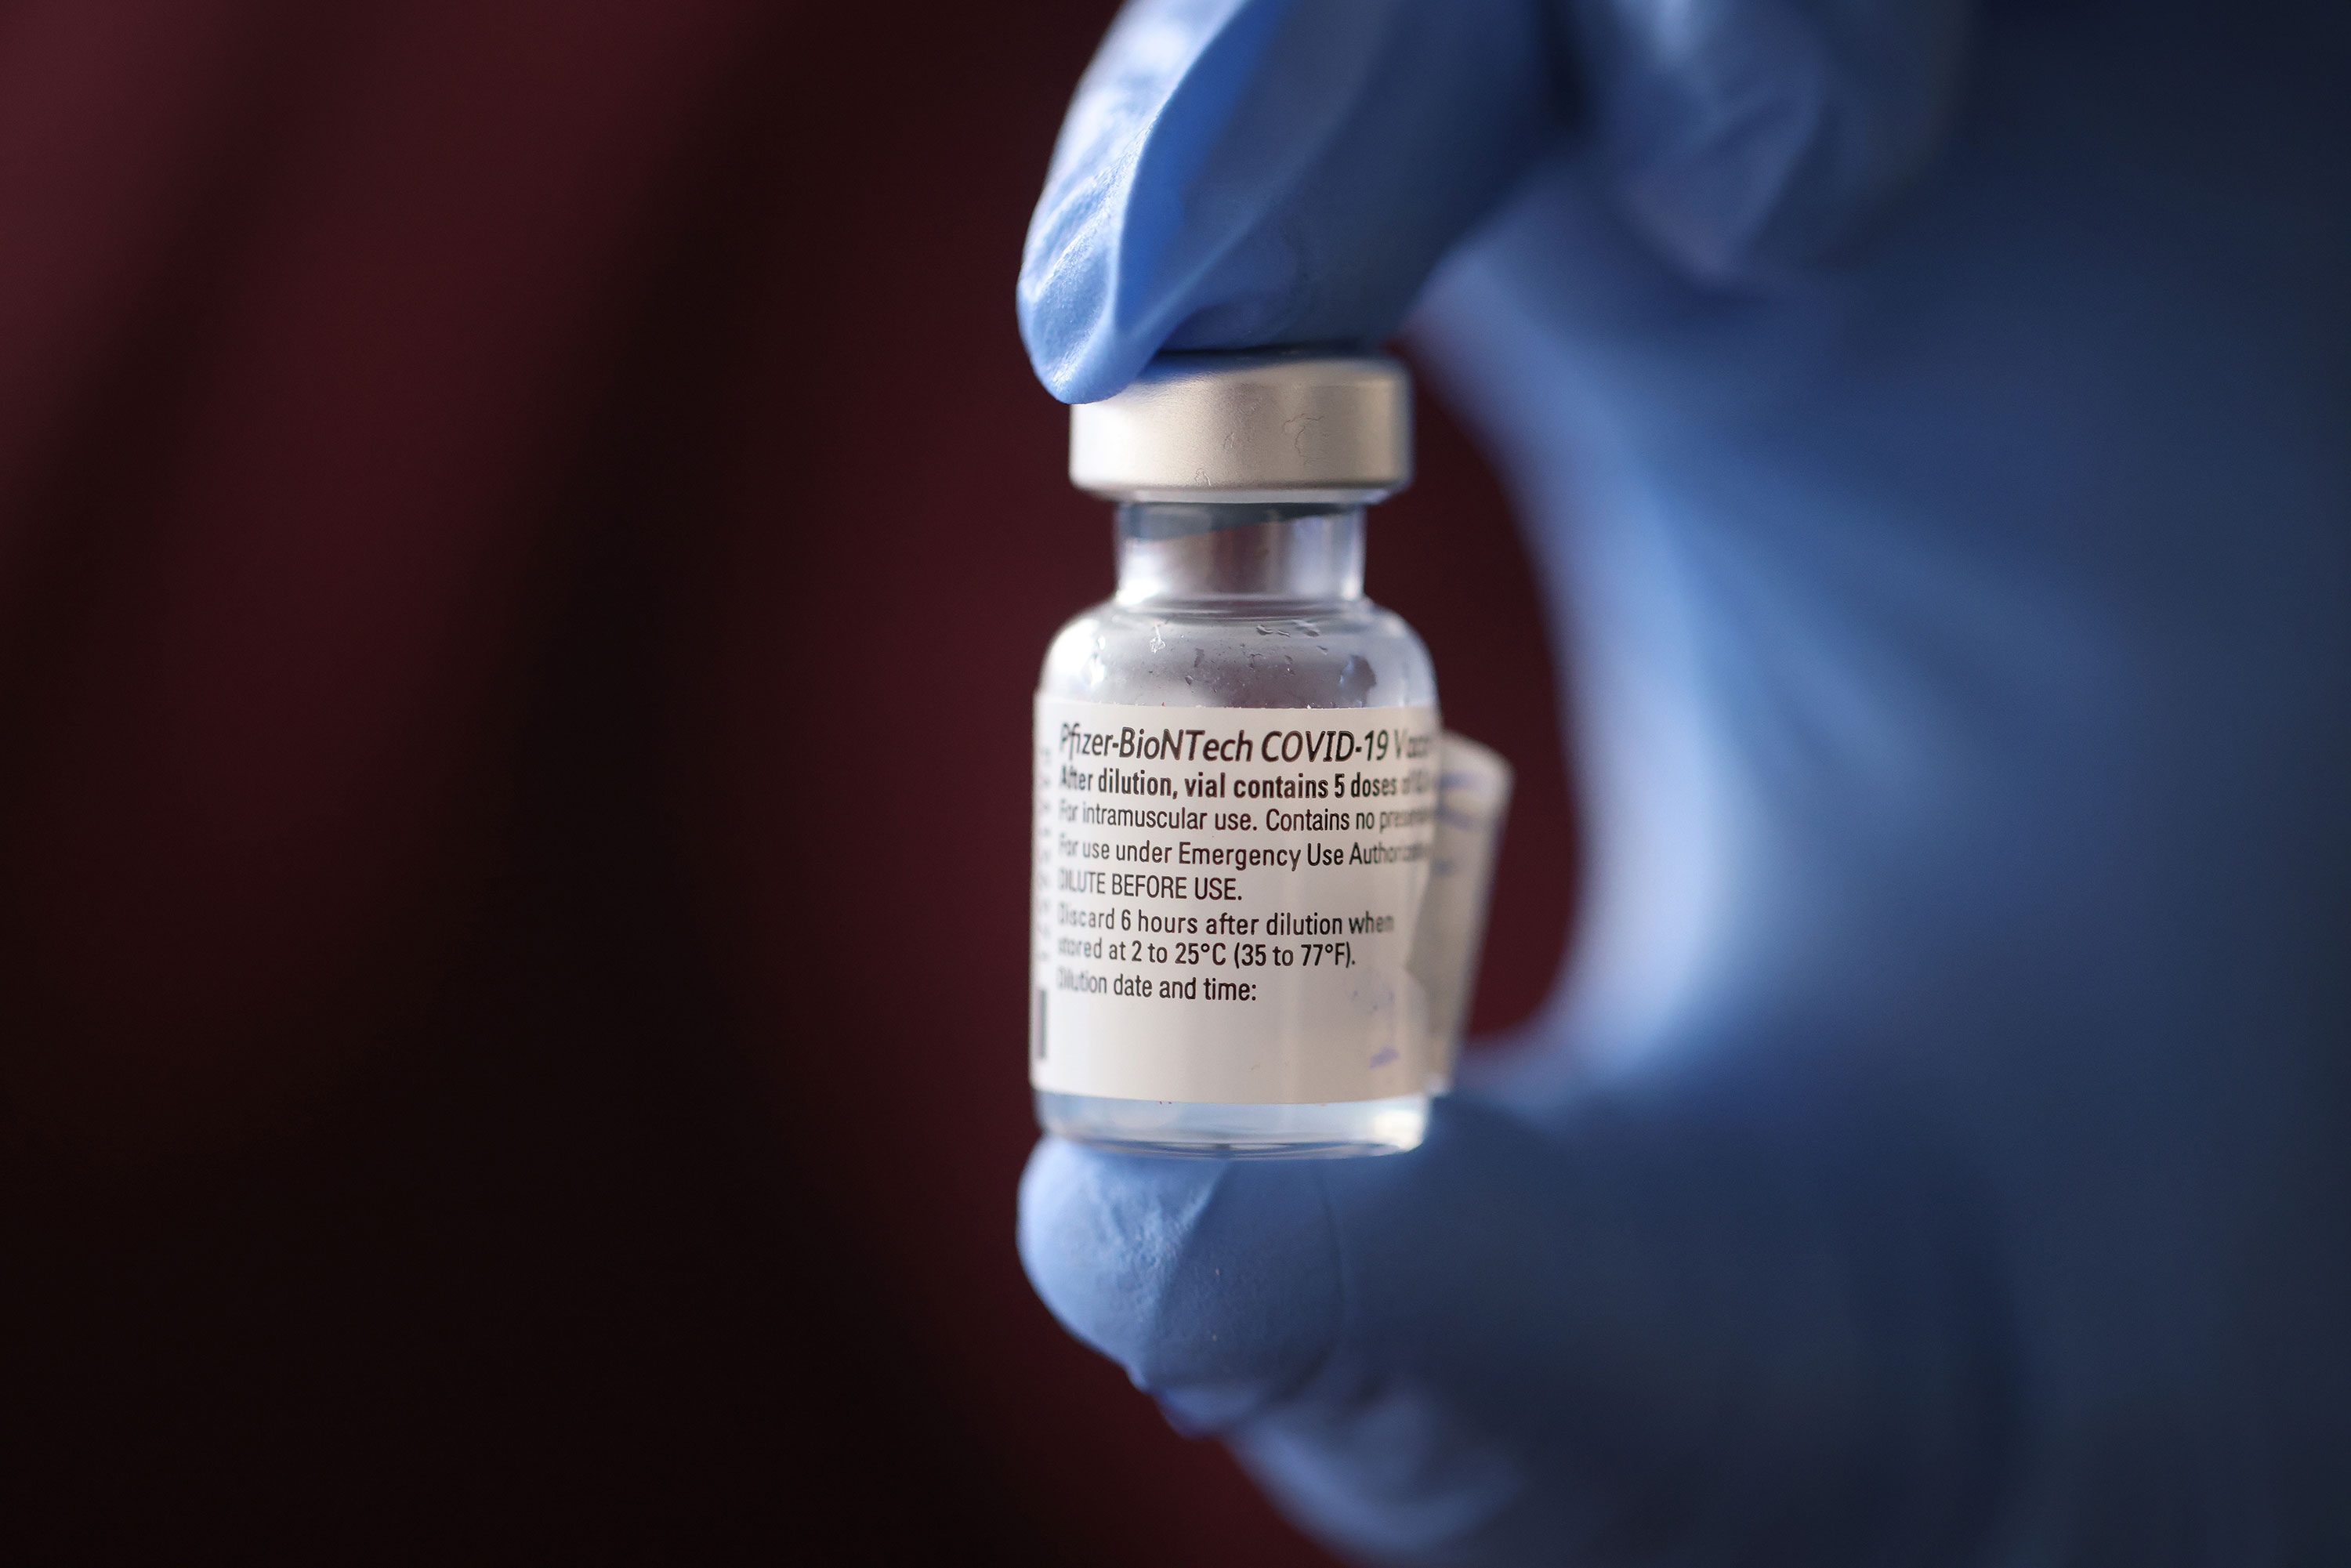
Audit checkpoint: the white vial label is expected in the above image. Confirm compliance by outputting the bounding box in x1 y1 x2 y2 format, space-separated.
1031 697 1443 1104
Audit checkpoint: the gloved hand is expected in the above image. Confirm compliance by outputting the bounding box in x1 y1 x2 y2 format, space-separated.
1015 2 2351 1562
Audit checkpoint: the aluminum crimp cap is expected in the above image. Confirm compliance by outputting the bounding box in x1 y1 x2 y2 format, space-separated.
1069 349 1413 505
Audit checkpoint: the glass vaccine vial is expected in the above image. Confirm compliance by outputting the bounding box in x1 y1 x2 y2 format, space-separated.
1031 351 1459 1157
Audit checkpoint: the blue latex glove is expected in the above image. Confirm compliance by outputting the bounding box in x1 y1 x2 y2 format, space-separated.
1017 2 2351 1562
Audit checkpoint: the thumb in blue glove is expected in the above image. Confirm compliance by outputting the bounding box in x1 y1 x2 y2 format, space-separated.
1023 1084 2012 1561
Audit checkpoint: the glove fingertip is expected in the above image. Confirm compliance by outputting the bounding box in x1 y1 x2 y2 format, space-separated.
1017 1139 1346 1419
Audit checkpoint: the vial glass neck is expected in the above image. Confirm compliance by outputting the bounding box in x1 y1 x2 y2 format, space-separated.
1114 503 1367 609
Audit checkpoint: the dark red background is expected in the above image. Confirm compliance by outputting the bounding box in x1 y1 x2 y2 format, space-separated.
0 1 1573 1559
